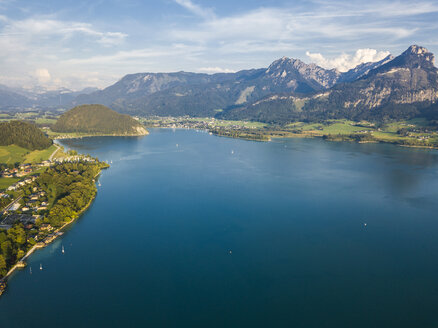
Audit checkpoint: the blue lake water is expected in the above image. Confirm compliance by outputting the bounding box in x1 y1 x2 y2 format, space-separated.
2 128 438 327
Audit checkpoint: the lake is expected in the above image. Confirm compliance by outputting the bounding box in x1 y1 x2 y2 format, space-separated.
1 128 438 327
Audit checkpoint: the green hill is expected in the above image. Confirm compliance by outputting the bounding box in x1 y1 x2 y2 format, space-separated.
52 104 148 135
0 120 53 150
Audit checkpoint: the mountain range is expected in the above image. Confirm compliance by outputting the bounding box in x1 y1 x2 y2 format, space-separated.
0 85 98 111
73 54 396 118
1 45 437 123
222 45 438 122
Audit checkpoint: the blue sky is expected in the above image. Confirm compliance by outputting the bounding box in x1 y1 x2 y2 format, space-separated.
0 0 437 90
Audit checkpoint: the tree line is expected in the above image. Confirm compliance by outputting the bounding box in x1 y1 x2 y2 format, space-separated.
0 120 52 150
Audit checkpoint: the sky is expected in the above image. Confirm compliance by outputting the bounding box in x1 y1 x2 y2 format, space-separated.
0 0 437 91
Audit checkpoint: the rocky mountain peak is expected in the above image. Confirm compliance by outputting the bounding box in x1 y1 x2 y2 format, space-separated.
399 44 435 67
407 45 430 55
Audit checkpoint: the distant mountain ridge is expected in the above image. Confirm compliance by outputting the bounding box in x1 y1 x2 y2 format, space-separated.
2 45 437 124
221 45 438 122
0 86 98 111
73 53 394 117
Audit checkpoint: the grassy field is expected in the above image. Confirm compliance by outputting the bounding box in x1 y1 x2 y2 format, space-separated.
0 144 57 164
0 145 30 164
35 118 57 125
0 177 20 190
23 144 57 163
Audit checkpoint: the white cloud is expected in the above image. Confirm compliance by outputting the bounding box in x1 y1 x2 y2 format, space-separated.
197 67 236 74
2 18 127 45
34 68 51 83
306 48 391 72
170 6 416 56
174 0 214 18
0 0 436 90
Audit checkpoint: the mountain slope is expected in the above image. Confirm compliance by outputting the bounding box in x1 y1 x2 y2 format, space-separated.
73 58 353 117
52 104 148 135
221 45 438 123
0 120 53 150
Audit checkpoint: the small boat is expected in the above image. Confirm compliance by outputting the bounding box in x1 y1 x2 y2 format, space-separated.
364 223 367 227
110 160 113 164
98 181 101 187
40 264 43 270
176 144 179 148
231 150 234 154
62 245 65 254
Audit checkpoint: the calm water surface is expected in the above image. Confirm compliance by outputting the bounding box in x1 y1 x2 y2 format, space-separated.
1 129 438 327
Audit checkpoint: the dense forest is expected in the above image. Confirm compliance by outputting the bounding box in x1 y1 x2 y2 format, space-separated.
52 104 148 135
37 161 109 226
0 161 109 278
0 121 52 150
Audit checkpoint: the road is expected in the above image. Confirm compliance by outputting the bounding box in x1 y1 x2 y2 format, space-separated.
49 143 61 162
1 194 22 214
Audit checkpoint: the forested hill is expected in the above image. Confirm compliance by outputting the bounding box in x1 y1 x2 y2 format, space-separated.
52 104 148 135
0 120 53 150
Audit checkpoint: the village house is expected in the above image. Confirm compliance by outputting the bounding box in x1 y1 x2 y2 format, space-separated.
40 223 53 231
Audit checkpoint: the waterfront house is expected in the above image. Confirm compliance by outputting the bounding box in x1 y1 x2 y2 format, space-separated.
35 242 45 248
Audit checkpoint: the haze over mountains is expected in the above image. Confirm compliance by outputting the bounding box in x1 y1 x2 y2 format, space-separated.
1 45 437 123
0 85 98 110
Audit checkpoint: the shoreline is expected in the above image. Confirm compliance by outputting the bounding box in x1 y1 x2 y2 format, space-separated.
0 170 103 291
51 132 148 140
150 126 438 151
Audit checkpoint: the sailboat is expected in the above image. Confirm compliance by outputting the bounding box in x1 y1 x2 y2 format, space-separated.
30 267 32 274
62 245 65 254
110 160 113 164
98 181 101 187
40 263 43 270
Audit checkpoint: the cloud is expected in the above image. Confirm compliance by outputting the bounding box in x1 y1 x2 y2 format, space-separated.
174 0 214 19
0 0 437 90
0 17 127 47
306 48 391 72
170 6 417 55
197 67 236 74
34 68 51 83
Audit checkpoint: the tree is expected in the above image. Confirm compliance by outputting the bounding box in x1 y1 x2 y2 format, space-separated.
1 241 12 261
0 254 7 276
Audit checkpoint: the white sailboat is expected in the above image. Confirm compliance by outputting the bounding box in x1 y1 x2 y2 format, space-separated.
62 245 65 254
40 263 43 270
98 181 101 187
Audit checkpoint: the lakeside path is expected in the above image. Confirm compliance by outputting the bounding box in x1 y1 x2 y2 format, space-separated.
48 143 61 162
0 170 103 286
